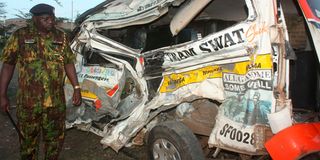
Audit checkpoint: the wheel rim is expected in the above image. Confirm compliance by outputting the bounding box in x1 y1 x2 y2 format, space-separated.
152 138 181 160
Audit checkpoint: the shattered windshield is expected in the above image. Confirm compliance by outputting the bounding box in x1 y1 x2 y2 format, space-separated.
95 0 248 52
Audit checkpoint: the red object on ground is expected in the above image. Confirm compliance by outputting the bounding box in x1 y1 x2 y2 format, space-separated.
265 122 320 160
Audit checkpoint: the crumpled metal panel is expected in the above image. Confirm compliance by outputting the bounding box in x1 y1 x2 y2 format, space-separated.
81 0 179 30
66 0 295 155
85 0 175 21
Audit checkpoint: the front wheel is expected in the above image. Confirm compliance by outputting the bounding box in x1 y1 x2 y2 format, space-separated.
147 121 205 160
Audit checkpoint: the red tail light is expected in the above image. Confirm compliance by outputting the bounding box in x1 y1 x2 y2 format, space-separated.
139 56 144 65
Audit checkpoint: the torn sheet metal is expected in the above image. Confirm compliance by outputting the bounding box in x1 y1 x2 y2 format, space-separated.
81 0 179 30
85 0 175 21
208 55 274 154
66 0 294 155
143 21 272 77
142 0 279 154
154 54 274 154
207 0 286 154
65 59 124 121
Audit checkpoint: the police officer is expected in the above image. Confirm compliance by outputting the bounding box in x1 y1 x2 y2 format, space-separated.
0 3 81 160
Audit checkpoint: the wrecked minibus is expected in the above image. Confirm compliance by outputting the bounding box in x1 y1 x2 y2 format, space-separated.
64 0 320 159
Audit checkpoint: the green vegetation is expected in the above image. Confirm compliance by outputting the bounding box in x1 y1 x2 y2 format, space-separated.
0 2 6 15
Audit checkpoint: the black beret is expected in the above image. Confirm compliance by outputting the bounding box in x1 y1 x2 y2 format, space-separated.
30 3 55 16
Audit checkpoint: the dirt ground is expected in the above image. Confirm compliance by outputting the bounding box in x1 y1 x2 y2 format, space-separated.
0 107 147 160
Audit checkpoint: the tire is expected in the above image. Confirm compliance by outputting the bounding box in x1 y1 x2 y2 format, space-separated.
147 121 205 160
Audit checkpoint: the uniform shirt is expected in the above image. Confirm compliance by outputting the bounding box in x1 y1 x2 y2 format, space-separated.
0 23 76 108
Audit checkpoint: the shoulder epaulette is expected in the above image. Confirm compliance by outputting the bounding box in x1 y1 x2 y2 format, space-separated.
12 25 28 33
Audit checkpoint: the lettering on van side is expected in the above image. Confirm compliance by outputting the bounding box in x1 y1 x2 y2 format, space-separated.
164 28 245 62
219 123 255 145
223 69 273 92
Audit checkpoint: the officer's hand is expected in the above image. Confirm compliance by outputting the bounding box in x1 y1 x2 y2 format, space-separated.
72 89 82 106
0 95 9 112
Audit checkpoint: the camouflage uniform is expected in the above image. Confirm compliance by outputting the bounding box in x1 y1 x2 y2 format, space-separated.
0 22 75 160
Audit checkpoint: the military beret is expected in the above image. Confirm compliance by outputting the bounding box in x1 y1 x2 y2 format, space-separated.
30 3 55 16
